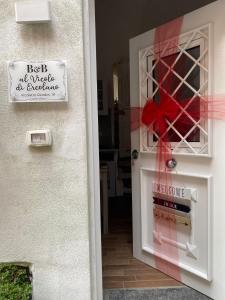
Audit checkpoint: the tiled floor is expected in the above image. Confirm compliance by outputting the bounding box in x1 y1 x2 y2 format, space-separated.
102 217 182 289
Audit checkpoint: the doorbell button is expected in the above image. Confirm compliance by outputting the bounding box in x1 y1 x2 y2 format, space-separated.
26 129 52 147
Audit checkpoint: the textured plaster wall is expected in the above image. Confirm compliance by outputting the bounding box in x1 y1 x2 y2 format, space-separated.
0 0 91 299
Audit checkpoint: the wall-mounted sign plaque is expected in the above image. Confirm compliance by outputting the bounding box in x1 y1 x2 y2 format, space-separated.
8 60 68 103
152 182 197 201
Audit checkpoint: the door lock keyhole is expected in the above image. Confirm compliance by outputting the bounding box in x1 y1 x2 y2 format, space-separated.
132 149 139 160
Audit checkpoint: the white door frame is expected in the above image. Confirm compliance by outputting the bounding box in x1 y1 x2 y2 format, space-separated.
83 0 103 299
82 1 214 299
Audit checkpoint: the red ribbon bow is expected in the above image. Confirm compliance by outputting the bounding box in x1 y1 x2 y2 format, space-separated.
141 96 181 137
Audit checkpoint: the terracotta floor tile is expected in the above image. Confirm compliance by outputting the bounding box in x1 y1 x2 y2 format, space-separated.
124 279 182 288
115 248 133 254
128 258 148 266
103 281 124 289
103 258 130 266
101 247 116 251
123 264 153 270
135 273 170 281
103 265 125 271
124 269 161 276
103 275 135 282
113 253 133 259
103 269 125 276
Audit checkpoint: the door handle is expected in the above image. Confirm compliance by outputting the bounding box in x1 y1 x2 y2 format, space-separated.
132 149 139 160
166 158 177 169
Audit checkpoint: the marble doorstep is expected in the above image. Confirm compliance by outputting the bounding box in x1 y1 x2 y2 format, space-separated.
103 287 213 300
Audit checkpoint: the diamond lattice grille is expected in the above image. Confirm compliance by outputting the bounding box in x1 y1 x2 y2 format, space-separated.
139 25 210 155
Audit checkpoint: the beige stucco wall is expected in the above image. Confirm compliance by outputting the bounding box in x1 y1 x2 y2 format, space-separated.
0 0 91 299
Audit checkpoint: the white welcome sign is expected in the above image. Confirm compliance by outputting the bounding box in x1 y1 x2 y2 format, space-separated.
8 60 68 102
152 182 197 201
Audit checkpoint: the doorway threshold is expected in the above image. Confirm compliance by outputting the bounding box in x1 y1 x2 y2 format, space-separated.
103 287 212 300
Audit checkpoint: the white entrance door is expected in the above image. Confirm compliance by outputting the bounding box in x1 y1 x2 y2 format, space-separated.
130 1 225 299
